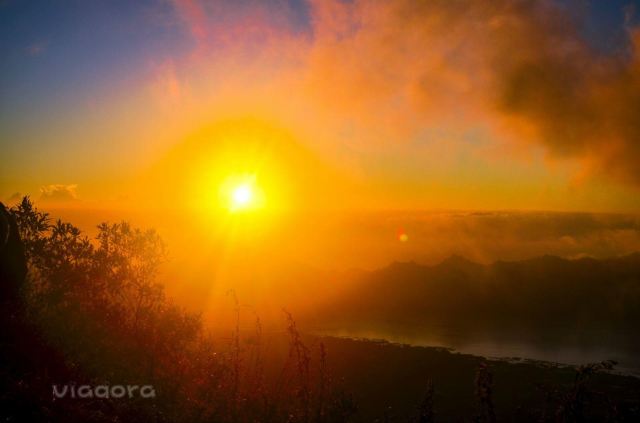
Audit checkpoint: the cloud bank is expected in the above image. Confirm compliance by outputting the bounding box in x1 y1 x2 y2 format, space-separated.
39 184 78 203
161 0 640 189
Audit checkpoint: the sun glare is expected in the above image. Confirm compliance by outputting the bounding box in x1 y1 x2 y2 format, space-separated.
231 184 253 210
220 174 264 213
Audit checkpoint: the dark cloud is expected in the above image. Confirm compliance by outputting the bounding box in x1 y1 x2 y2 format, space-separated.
303 0 640 185
488 3 640 184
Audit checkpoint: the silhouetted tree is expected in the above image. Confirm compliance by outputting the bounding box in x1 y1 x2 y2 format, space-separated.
2 197 357 423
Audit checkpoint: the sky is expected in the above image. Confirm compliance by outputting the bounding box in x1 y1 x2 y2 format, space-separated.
2 0 640 213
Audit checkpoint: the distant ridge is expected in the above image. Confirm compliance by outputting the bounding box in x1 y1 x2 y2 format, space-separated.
315 252 640 332
384 251 640 272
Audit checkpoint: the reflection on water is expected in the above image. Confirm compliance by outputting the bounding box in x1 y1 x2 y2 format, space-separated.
316 324 640 376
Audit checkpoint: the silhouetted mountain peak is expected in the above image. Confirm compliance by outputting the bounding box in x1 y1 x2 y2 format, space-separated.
385 260 424 272
436 254 482 271
616 251 640 263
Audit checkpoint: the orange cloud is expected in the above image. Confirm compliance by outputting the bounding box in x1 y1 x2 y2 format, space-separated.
152 0 640 207
301 1 640 182
39 184 79 203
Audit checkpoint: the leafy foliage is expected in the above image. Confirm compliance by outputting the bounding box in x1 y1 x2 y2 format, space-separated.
5 197 356 423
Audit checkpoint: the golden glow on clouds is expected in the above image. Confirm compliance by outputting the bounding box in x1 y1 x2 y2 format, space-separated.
6 1 640 213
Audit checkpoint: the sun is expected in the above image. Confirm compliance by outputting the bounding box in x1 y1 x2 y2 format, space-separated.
221 175 264 212
231 184 254 210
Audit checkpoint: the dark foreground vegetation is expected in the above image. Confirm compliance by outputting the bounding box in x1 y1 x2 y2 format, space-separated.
1 197 639 422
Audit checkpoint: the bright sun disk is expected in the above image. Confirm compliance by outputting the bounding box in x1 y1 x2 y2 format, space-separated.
231 184 254 210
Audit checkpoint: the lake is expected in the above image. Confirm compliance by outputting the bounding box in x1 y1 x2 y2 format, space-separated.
317 323 640 376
